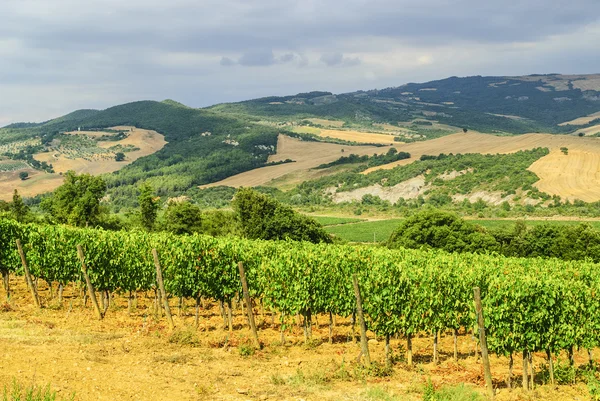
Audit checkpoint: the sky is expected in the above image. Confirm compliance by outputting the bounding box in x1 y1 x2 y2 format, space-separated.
1 0 600 125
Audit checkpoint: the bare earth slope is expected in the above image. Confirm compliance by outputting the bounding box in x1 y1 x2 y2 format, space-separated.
364 131 600 202
200 135 389 188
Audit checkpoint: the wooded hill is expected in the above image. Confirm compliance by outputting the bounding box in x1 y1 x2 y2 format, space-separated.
210 74 600 134
2 74 600 208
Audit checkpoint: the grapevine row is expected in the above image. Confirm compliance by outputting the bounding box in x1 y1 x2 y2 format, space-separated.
1 218 599 363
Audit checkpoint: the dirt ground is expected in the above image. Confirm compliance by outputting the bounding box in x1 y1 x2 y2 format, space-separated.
0 277 593 401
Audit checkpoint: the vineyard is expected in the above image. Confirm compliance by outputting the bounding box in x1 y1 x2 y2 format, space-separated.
1 218 600 396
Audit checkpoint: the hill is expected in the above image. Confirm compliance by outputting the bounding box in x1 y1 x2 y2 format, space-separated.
209 74 600 135
2 73 600 209
0 101 284 206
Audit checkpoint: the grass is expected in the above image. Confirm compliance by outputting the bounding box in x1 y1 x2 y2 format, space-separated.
1 380 74 401
423 381 482 401
325 219 403 242
324 217 600 242
311 216 365 226
471 219 600 231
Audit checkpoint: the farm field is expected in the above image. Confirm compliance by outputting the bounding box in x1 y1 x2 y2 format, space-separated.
0 127 166 201
291 126 401 144
200 135 390 189
0 279 589 401
324 219 403 243
321 217 600 243
362 131 600 202
559 111 600 126
34 126 166 175
1 219 600 401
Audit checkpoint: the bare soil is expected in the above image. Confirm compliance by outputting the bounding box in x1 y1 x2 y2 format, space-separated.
0 275 593 401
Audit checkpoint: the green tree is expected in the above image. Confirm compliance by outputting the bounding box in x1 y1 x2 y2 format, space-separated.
138 182 159 231
161 201 203 235
10 189 28 222
115 152 125 161
387 209 497 253
19 171 29 181
42 171 107 227
232 188 331 243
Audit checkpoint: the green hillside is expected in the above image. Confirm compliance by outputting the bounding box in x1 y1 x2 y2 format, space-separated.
2 73 600 210
209 74 600 135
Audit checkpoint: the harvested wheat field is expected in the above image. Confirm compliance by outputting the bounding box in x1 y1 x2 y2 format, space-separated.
363 131 600 202
0 169 64 201
292 126 400 145
0 127 166 200
559 112 600 126
0 279 592 401
35 126 166 175
201 135 389 188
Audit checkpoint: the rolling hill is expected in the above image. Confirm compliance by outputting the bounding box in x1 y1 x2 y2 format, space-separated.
210 74 600 135
1 73 600 209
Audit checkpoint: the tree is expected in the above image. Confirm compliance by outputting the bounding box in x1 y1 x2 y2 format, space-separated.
138 182 159 231
463 128 468 133
19 172 29 181
161 201 203 235
42 171 107 227
232 188 332 243
387 209 497 253
115 152 125 161
10 189 28 222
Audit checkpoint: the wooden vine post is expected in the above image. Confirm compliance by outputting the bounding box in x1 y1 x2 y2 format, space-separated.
152 248 174 330
352 274 371 367
237 262 260 348
474 287 494 400
76 245 103 320
16 239 40 308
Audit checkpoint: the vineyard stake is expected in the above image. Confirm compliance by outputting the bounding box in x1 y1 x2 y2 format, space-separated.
352 274 371 367
76 245 103 320
507 353 513 390
152 249 174 329
433 330 439 364
328 311 333 344
407 333 413 367
385 334 391 368
1 269 10 301
546 349 555 385
237 262 260 349
453 328 459 362
522 350 528 391
473 287 494 399
16 239 40 308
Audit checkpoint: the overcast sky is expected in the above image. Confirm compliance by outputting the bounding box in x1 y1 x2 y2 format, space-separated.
1 0 600 125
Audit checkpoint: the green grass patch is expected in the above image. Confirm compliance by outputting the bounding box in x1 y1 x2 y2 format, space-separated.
325 217 600 242
471 219 600 231
325 219 403 242
1 380 75 401
311 216 365 226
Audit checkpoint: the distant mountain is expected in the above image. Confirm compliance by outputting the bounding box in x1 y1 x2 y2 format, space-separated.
209 74 600 134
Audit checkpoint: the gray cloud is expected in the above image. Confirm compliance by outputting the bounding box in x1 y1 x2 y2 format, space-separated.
0 0 599 123
320 53 361 67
